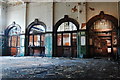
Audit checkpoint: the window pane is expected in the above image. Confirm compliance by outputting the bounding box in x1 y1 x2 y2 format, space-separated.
17 48 20 54
20 35 25 47
72 33 77 46
108 48 111 53
63 33 71 46
41 34 45 46
57 34 62 46
69 22 77 31
81 36 85 46
9 27 21 35
12 36 17 47
93 19 113 30
9 37 11 46
30 25 45 34
29 35 33 46
17 37 20 47
34 35 38 46
57 22 77 32
81 32 85 35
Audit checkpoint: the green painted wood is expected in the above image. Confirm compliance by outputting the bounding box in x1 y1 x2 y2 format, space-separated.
0 36 3 56
45 34 52 57
77 31 86 58
77 32 81 58
19 35 25 56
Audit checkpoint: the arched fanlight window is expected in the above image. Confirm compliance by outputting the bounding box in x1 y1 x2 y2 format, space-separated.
5 22 21 56
87 11 118 59
6 22 21 35
30 25 45 34
92 19 114 30
25 19 46 56
57 22 77 32
53 15 79 57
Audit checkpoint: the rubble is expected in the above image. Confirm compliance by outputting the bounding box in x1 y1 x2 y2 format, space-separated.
0 57 120 79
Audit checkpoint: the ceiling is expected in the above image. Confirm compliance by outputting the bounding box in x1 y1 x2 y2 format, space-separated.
1 0 119 6
1 0 24 6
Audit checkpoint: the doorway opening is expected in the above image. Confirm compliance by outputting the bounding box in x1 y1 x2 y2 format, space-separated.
87 11 118 58
5 22 21 56
53 15 79 57
25 19 46 56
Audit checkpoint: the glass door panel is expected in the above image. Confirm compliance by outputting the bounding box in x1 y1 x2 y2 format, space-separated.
41 34 45 46
63 33 71 46
29 35 33 46
72 33 77 46
57 34 62 46
12 36 17 47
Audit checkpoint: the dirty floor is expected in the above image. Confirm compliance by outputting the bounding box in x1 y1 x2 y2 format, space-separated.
0 57 120 79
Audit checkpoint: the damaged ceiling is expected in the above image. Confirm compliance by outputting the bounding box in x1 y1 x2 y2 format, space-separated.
0 0 53 6
1 0 24 6
0 0 119 6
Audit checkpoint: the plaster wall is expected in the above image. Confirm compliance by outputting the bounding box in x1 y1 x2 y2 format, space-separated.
27 2 53 31
86 2 118 22
6 4 26 32
54 2 86 29
0 2 7 32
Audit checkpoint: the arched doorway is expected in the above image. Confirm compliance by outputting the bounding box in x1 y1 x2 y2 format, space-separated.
25 19 46 56
53 15 79 57
87 11 118 58
5 22 21 56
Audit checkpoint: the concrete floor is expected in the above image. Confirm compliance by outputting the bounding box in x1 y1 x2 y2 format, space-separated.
0 57 120 79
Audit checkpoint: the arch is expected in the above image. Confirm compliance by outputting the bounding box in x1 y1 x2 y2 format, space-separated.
4 22 21 56
87 11 118 30
25 19 46 56
86 11 118 59
54 15 79 33
53 15 79 57
5 22 21 36
26 19 46 35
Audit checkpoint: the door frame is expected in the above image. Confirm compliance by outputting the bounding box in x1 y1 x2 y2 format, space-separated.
25 19 46 56
5 22 21 56
53 15 79 57
86 11 118 59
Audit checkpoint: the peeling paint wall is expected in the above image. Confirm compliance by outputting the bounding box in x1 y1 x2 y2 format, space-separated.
6 2 53 56
6 2 118 31
54 2 87 58
54 2 86 28
0 2 7 56
6 4 26 56
27 2 53 32
26 2 53 57
0 2 7 32
86 2 118 22
6 4 26 33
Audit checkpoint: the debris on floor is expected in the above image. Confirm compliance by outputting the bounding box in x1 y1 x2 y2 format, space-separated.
0 57 120 79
